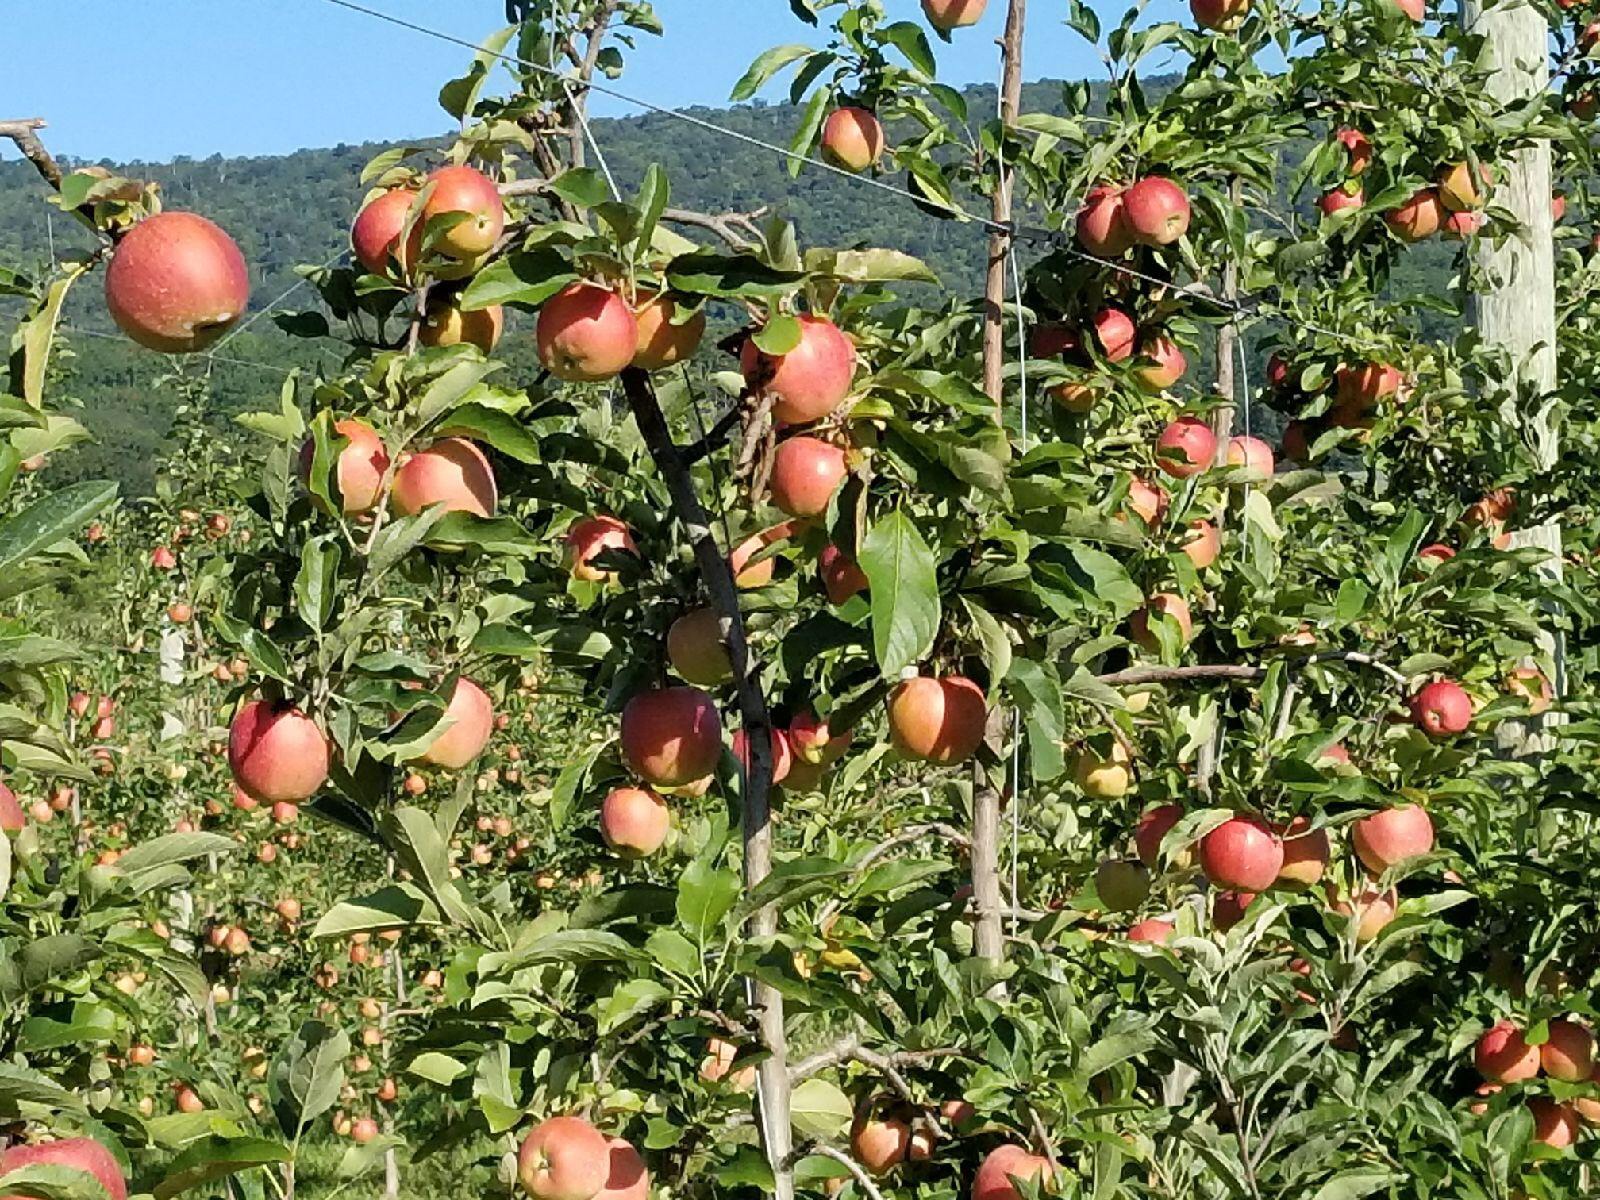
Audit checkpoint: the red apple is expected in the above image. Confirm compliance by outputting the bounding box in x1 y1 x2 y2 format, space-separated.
597 1138 648 1200
1129 592 1193 652
392 438 497 518
1198 814 1284 891
1437 160 1490 212
228 700 330 804
1475 1021 1540 1082
770 437 847 518
1276 815 1330 887
1319 186 1364 216
850 1112 910 1176
732 727 793 784
537 283 639 382
0 781 23 834
1155 416 1216 478
1334 362 1403 410
1386 188 1444 241
632 292 706 370
1135 804 1184 868
350 188 420 276
566 515 637 582
820 107 886 172
1090 307 1137 361
818 544 869 605
1181 520 1220 569
599 787 671 858
416 678 494 769
105 212 250 353
1127 918 1175 945
1075 184 1134 256
0 1138 126 1200
299 418 390 516
1335 128 1373 174
1191 0 1250 30
620 687 723 787
972 1144 1050 1200
1541 1020 1595 1082
1225 435 1274 482
1122 177 1191 245
922 0 988 29
1133 334 1187 391
740 315 856 425
887 675 987 765
1351 804 1434 873
1408 679 1472 736
1126 476 1169 526
518 1116 611 1200
420 165 504 265
1529 1098 1579 1149
1443 210 1485 239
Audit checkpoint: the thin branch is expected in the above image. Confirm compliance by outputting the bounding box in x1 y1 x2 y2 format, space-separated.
681 405 743 465
660 206 770 250
1 118 63 190
1095 650 1408 689
793 1145 885 1200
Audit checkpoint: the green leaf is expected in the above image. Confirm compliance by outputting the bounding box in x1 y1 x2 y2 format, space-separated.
1008 658 1065 781
15 267 85 408
438 25 516 120
730 44 816 101
413 359 500 428
597 978 671 1034
294 536 341 632
645 928 700 976
804 247 938 284
677 861 741 944
665 252 807 298
1309 1170 1400 1200
881 21 937 77
0 1163 112 1200
859 509 940 678
753 313 803 355
0 1063 87 1118
546 168 614 209
152 1137 290 1200
112 832 238 878
479 929 637 975
460 250 577 311
0 481 118 576
311 884 443 938
790 1077 853 1140
269 1021 349 1140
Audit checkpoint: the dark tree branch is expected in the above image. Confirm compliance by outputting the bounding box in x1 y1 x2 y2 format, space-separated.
681 404 743 466
1 119 62 189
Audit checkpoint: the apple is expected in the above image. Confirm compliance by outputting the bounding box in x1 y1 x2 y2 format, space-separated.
1191 0 1250 30
851 1112 910 1175
351 188 419 275
518 1116 611 1200
1182 519 1221 569
632 292 706 370
420 302 503 353
1351 805 1434 873
1318 186 1364 216
1553 191 1567 221
922 0 987 29
818 544 869 605
597 1138 648 1200
0 1138 126 1200
620 687 723 786
1330 883 1398 942
1122 177 1191 245
1135 804 1184 868
0 781 24 834
1090 307 1137 361
1049 379 1099 412
1335 127 1373 174
732 727 794 784
1385 188 1444 241
105 212 250 353
416 678 494 769
1095 859 1151 912
536 282 638 382
1443 210 1485 239
350 1118 379 1145
1212 890 1256 932
1075 184 1134 256
887 675 988 765
1541 1020 1595 1082
820 107 886 172
1129 592 1193 652
1393 0 1424 19
175 1085 205 1114
599 787 671 858
1225 435 1275 482
1409 679 1472 736
392 437 497 518
1437 160 1490 212
699 1038 756 1090
225 927 252 956
1334 361 1403 410
566 515 637 582
1198 815 1283 891
1127 918 1175 945
1276 816 1330 887
1074 740 1132 798
668 608 734 686
275 897 302 923
770 436 847 518
740 315 856 425
420 164 504 265
789 712 851 765
972 1144 1051 1200
1530 1097 1579 1148
299 418 390 515
128 1044 157 1067
1132 334 1187 391
1126 476 1170 526
1155 416 1216 478
229 700 330 804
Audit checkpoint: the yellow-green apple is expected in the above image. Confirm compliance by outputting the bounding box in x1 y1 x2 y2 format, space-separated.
667 608 733 685
420 302 502 353
1095 859 1150 912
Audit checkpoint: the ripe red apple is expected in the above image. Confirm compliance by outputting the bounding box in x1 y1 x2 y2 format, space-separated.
1090 307 1136 361
599 787 671 858
105 212 250 353
972 1144 1051 1200
1409 679 1472 736
1393 0 1424 19
1385 188 1444 241
167 602 192 624
668 608 733 686
1318 186 1364 217
820 107 886 173
1129 592 1193 653
740 315 856 425
536 282 638 382
1583 18 1600 53
620 687 723 787
818 544 869 605
1335 127 1373 174
1276 816 1330 887
788 712 851 766
770 437 847 517
351 188 420 276
0 781 24 834
1126 476 1169 526
1351 804 1434 873
0 1138 126 1200
351 1118 380 1145
597 1138 648 1200
417 678 494 769
518 1116 611 1200
1155 416 1216 478
887 675 987 765
1542 1020 1595 1082
1122 177 1191 245
420 302 503 353
272 801 300 825
1133 334 1187 391
566 515 637 582
1334 362 1403 410
275 897 302 923
1443 210 1485 239
1075 184 1134 256
1225 435 1274 482
229 700 330 804
1212 889 1256 932
1418 542 1454 564
392 438 497 518
1191 0 1251 28
1095 859 1151 912
420 165 504 265
922 0 988 29
301 418 390 515
1530 1097 1578 1148
1475 1021 1539 1082
1198 815 1284 891
1127 918 1175 945
632 292 706 370
1135 804 1184 868
1280 420 1312 463
732 727 793 784
851 1112 910 1175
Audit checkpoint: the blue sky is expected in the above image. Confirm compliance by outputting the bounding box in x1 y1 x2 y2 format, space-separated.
3 0 1113 164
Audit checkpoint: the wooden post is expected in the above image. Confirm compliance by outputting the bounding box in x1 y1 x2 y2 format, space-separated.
974 0 1027 974
1460 0 1562 767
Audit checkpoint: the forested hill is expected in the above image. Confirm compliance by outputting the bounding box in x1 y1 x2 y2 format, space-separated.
0 77 1451 494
